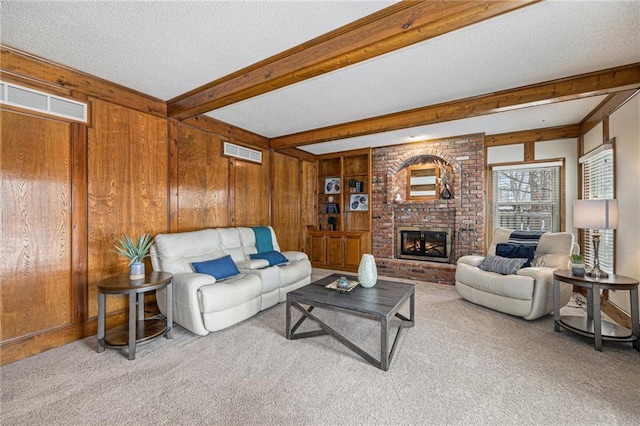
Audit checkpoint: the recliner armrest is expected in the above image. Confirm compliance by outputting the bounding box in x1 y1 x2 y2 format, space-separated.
457 255 485 267
515 266 555 283
282 251 309 262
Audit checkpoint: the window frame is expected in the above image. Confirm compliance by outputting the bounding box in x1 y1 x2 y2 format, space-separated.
579 142 615 274
488 159 566 236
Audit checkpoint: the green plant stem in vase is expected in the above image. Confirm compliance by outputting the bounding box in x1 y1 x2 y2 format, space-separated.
114 233 154 280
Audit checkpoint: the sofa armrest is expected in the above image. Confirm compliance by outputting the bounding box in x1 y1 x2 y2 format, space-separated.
516 266 572 320
457 255 485 267
236 259 269 270
157 272 216 336
282 251 309 262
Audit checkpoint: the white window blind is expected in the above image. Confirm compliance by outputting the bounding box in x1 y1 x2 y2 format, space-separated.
580 147 614 273
492 162 562 233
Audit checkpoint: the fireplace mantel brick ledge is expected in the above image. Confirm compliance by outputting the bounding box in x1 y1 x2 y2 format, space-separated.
376 258 456 285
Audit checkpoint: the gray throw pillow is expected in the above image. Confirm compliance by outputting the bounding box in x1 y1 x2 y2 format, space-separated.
479 254 527 275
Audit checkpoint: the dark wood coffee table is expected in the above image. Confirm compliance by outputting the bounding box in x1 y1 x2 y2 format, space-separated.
286 274 415 371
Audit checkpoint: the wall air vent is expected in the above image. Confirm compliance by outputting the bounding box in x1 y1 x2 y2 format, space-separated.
0 81 87 122
223 141 263 164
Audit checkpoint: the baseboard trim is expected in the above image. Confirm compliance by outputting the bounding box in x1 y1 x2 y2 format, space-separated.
1 302 160 366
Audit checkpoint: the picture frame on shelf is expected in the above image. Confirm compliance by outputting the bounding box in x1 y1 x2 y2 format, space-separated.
324 178 341 194
349 194 368 211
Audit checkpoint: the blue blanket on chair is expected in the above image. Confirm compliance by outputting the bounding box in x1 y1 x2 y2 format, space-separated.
508 230 545 247
252 227 273 253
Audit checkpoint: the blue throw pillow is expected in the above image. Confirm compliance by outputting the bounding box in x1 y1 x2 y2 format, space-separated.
496 243 535 267
249 250 288 266
479 254 527 275
191 255 240 280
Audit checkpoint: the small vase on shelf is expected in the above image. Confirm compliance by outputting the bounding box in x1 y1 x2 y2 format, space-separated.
358 254 378 288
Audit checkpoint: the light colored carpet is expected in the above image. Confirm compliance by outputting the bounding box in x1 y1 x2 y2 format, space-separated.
2 269 639 425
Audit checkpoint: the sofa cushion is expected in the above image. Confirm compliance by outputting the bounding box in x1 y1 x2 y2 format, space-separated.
192 255 240 280
197 274 262 313
456 262 535 300
250 250 288 266
154 229 225 274
496 243 536 267
479 254 527 275
279 259 312 287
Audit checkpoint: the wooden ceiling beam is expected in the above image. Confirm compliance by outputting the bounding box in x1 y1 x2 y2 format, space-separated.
167 0 539 120
485 125 581 147
270 63 640 150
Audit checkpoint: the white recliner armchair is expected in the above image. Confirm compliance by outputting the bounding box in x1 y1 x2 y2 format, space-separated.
455 228 577 320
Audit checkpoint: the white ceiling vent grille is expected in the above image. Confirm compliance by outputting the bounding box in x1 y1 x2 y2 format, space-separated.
223 141 262 164
0 81 87 122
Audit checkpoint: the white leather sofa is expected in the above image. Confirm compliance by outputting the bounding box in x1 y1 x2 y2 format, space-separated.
150 227 311 335
455 228 577 320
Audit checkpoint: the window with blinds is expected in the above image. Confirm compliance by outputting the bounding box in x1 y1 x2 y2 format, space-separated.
580 146 615 273
491 162 562 233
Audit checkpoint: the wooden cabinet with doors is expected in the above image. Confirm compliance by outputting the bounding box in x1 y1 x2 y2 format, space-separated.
307 148 372 272
306 231 370 271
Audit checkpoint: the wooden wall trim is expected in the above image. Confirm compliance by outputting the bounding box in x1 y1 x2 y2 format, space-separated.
580 89 639 134
168 119 179 232
270 63 640 149
70 119 88 324
1 44 166 117
167 1 539 119
274 147 317 163
180 115 269 149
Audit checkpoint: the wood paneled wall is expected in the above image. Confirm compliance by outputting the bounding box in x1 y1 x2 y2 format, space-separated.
173 123 272 231
0 45 315 364
87 99 169 317
232 152 270 227
1 111 73 341
174 124 230 230
271 152 301 251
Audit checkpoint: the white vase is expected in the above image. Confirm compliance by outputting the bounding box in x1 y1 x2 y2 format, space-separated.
129 262 145 280
358 254 377 288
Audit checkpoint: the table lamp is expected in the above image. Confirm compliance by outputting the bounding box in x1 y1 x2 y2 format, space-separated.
573 199 618 278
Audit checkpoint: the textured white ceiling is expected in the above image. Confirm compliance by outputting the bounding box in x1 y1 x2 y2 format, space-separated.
207 0 640 142
1 0 392 100
2 1 639 154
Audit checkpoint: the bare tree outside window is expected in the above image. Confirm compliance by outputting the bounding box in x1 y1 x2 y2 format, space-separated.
492 164 561 232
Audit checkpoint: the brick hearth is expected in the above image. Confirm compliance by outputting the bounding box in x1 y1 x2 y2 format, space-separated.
371 134 485 284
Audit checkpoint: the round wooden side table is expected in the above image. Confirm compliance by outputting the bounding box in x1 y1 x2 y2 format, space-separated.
553 269 639 352
97 271 173 360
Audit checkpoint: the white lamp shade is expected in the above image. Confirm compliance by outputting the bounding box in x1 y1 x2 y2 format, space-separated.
573 199 619 229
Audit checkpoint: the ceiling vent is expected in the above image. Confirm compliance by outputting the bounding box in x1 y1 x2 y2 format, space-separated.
0 81 87 122
223 141 262 164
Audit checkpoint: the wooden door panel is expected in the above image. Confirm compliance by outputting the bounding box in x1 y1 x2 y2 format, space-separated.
1 110 72 340
309 234 326 264
326 235 344 268
344 235 363 269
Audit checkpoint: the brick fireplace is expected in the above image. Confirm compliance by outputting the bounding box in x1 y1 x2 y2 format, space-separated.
371 134 485 284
